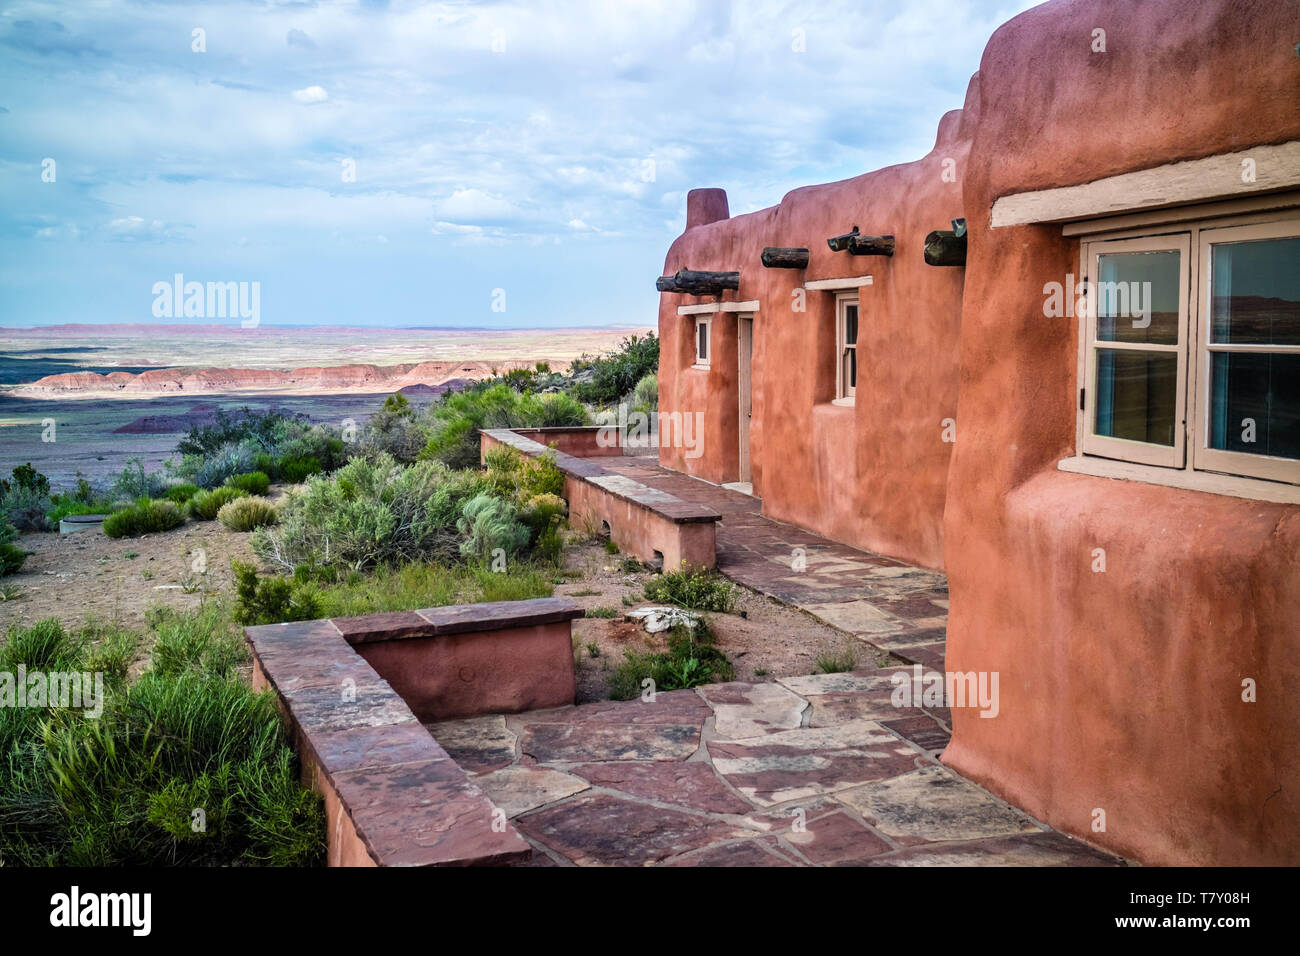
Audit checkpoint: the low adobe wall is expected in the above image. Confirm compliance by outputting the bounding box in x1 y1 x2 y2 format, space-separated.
245 597 584 866
481 428 720 569
504 426 626 458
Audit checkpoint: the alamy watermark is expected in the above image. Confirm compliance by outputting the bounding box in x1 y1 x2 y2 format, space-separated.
595 404 704 459
1 666 104 718
1043 275 1153 328
890 664 1000 718
152 273 260 328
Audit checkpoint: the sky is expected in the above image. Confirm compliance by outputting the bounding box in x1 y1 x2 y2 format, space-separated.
0 0 1039 330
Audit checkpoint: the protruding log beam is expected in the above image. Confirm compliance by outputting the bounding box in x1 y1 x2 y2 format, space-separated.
923 230 967 267
847 234 895 256
826 228 859 253
761 247 810 269
655 269 741 296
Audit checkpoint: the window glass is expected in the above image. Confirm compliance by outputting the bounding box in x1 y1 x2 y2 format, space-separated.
1208 352 1300 459
1094 350 1178 446
1209 237 1300 345
697 321 708 362
1096 250 1181 345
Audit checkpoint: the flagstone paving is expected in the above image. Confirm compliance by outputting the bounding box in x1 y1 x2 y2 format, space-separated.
591 456 949 671
426 677 1126 867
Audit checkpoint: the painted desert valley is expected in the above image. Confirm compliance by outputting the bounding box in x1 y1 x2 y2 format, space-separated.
0 324 650 484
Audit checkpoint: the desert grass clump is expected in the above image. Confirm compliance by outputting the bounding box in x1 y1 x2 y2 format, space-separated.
187 486 248 521
225 471 270 496
218 495 278 532
608 622 732 700
0 610 324 866
643 563 735 613
163 483 200 504
101 498 185 538
815 639 860 674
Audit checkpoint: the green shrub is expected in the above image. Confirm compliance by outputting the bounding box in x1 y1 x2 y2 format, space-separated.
357 393 428 464
277 455 321 483
0 613 323 866
252 455 487 573
643 564 735 613
568 333 659 407
188 486 248 521
0 464 52 531
163 483 200 504
101 498 185 538
419 384 588 470
232 561 323 626
457 494 530 562
629 372 658 413
192 441 260 489
0 522 27 577
608 623 732 700
110 457 169 500
218 495 278 532
586 606 618 619
225 471 270 496
46 477 110 525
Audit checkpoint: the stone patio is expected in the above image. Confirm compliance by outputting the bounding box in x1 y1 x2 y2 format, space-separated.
591 456 949 671
427 677 1125 867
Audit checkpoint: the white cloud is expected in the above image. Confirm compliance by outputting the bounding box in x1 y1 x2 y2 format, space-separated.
291 85 328 104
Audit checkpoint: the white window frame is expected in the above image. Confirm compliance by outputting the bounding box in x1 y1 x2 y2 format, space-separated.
693 316 711 369
1079 233 1190 468
834 293 858 405
1066 204 1300 501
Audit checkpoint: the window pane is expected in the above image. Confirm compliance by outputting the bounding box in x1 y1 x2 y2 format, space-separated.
1210 237 1300 345
844 305 858 346
1096 250 1181 345
1208 351 1300 460
1094 348 1177 446
697 323 708 361
848 347 856 389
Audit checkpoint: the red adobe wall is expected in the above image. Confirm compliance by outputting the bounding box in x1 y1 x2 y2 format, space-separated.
658 95 974 570
941 0 1300 865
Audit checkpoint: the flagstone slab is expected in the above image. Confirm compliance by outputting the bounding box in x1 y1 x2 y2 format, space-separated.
807 688 914 727
777 672 895 696
867 831 1125 867
880 715 952 754
835 765 1042 844
696 681 808 739
473 765 590 817
708 720 924 806
516 793 754 866
660 838 800 867
782 809 895 865
801 601 907 636
568 761 752 814
425 715 517 773
514 691 711 762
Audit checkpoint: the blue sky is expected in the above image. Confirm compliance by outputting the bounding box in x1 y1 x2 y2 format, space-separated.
0 0 1037 329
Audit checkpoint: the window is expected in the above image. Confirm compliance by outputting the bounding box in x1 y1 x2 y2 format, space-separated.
694 317 710 368
1077 212 1299 489
836 294 858 403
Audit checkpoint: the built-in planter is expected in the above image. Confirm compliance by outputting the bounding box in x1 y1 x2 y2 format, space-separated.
244 597 584 867
59 513 107 534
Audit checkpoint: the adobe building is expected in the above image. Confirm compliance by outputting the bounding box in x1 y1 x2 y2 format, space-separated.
655 0 1299 865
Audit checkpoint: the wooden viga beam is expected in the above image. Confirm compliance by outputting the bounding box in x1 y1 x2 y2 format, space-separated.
761 247 810 269
827 229 894 256
923 222 967 266
655 269 741 295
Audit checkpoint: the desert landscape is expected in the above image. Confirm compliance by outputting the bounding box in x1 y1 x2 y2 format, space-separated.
0 323 650 484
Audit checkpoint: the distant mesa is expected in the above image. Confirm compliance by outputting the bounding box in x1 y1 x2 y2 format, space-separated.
19 361 544 397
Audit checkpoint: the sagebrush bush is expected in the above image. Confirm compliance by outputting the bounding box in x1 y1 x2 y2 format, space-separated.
110 457 169 500
218 495 278 532
643 563 736 612
225 471 270 496
357 393 429 464
457 494 530 562
0 612 324 866
629 372 658 413
187 486 248 521
192 441 260 489
101 498 185 538
568 333 659 407
252 455 489 572
0 483 50 532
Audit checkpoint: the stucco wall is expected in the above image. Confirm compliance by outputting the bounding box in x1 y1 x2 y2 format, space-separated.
658 90 974 570
941 0 1300 865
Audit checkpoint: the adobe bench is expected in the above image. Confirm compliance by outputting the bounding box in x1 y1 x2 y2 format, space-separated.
245 597 584 867
480 427 721 569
